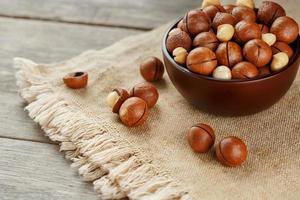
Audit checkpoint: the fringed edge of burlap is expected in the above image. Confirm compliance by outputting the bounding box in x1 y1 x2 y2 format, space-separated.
14 57 191 200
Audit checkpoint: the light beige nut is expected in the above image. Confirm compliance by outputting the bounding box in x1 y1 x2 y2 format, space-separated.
201 0 220 8
213 66 232 80
236 0 255 9
262 33 277 46
271 52 289 72
173 47 188 65
106 91 119 108
217 24 235 42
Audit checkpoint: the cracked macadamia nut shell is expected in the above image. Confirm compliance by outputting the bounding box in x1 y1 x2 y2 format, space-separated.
216 41 243 68
130 82 159 108
182 10 211 36
63 72 88 89
187 47 217 75
234 21 261 44
140 57 164 82
231 61 259 79
203 5 225 21
193 32 219 51
257 1 286 26
166 28 192 53
231 6 256 23
212 12 236 31
243 39 272 67
271 42 294 58
119 97 149 127
270 16 299 44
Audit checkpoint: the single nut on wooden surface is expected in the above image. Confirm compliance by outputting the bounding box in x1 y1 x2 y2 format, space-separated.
262 33 276 46
213 66 232 80
203 5 225 20
232 6 256 22
187 47 217 75
182 10 211 37
217 24 235 42
140 57 164 82
106 88 130 113
212 12 236 31
236 0 254 9
231 61 259 79
187 123 215 153
271 42 294 58
234 21 261 44
270 16 299 44
215 41 243 68
119 97 149 127
223 4 236 14
130 82 159 109
258 24 269 34
166 28 192 53
173 47 188 65
215 136 247 167
243 39 272 67
257 1 286 26
193 31 219 51
270 52 289 72
63 72 88 89
201 0 220 8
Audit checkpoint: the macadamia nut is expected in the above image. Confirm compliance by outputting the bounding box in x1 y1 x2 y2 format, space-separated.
217 24 235 42
213 66 232 80
173 47 188 65
262 33 276 46
106 91 119 108
236 0 254 9
271 52 289 72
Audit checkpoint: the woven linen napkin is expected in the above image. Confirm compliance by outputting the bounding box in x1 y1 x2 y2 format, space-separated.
15 24 300 200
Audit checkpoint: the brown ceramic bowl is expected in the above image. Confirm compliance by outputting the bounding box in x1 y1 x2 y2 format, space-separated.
162 20 300 116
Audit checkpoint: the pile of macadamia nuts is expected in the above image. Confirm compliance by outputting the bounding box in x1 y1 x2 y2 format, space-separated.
166 0 299 80
106 57 165 127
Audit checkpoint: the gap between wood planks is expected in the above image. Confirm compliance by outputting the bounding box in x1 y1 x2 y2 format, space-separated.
0 135 58 145
0 14 151 31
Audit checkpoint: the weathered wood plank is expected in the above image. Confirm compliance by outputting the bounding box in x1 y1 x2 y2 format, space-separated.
0 0 200 30
0 137 99 200
0 17 142 142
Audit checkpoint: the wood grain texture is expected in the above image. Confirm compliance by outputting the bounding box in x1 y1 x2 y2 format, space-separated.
0 138 99 200
0 0 200 29
0 17 142 142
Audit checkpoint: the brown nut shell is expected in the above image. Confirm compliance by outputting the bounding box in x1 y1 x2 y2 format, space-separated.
166 29 192 53
257 1 286 26
270 16 299 44
111 88 130 113
234 21 261 44
182 10 211 36
212 12 236 31
119 97 149 127
215 41 243 68
63 72 88 89
130 82 159 108
216 136 247 167
243 39 272 67
232 6 256 22
258 24 269 34
140 57 164 82
187 123 215 153
193 32 219 51
203 5 226 21
186 47 217 75
231 61 259 79
271 42 294 58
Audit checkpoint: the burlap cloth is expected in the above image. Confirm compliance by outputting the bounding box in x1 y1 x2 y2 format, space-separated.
15 24 300 200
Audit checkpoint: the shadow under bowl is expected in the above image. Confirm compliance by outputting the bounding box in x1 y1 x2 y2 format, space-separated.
162 21 300 116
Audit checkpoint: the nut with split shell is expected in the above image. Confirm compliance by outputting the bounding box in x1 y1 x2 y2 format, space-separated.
130 82 159 109
173 47 188 65
140 57 164 82
234 21 261 44
271 42 293 58
257 1 286 26
271 52 289 72
193 31 219 51
270 16 299 44
203 5 225 21
231 61 259 79
182 10 211 37
216 41 243 68
212 12 236 31
106 88 130 113
243 39 272 67
232 6 256 22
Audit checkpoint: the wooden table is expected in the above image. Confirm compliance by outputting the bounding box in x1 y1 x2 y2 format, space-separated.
0 1 298 199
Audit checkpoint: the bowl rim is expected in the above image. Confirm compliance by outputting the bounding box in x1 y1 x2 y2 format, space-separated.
162 18 300 83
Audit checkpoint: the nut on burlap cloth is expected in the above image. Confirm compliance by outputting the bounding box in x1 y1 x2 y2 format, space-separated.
15 24 300 200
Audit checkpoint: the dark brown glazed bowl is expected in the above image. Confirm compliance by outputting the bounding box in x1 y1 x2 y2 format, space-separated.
162 21 300 116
